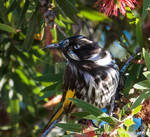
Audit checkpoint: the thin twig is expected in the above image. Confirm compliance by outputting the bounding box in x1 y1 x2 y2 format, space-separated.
120 46 141 73
119 42 132 55
55 23 68 38
110 115 133 137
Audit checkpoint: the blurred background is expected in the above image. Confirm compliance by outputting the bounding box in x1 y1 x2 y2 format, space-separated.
0 0 150 137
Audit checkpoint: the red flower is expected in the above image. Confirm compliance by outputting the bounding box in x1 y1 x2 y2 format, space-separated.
74 121 96 137
95 0 137 16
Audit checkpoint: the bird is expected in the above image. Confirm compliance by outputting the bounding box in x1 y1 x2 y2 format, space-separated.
43 35 119 133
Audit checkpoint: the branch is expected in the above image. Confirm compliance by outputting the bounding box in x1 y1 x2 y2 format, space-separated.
110 115 133 137
55 23 68 38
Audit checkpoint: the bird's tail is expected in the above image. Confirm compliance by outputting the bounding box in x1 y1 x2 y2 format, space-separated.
43 89 76 131
44 104 64 131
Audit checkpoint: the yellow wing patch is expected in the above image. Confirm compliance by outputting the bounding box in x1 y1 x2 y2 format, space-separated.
44 89 76 130
63 89 76 108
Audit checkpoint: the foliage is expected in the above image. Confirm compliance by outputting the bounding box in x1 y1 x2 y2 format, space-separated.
0 0 150 137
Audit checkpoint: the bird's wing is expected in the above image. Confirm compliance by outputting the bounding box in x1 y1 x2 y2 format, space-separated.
43 89 76 132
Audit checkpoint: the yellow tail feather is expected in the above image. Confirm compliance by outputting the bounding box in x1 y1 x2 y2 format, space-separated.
44 89 76 131
44 105 64 130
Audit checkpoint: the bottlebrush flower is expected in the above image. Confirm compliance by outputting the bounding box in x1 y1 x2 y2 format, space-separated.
95 0 137 16
74 121 96 137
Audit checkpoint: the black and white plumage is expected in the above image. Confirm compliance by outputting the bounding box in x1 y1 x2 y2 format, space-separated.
43 35 119 132
60 35 119 108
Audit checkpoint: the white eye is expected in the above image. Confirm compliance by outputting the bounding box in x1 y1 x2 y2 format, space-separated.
74 44 80 49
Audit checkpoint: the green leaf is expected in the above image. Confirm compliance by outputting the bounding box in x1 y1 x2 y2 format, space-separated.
6 0 18 14
132 105 142 115
17 0 29 27
83 114 99 121
98 117 115 125
0 1 9 24
71 111 90 118
143 71 150 81
133 80 150 90
15 69 29 85
41 82 60 92
0 23 16 33
7 99 20 125
131 90 150 109
34 73 62 82
78 9 111 22
55 0 78 23
27 105 35 114
56 123 82 132
142 0 150 19
69 98 102 116
8 99 20 115
118 128 130 137
136 18 143 47
37 82 62 101
23 11 37 49
72 111 102 121
143 48 150 71
124 119 134 129
126 7 135 20
123 64 143 95
37 89 57 102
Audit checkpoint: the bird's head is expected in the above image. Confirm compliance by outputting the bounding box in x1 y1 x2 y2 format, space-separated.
44 35 114 67
44 35 101 61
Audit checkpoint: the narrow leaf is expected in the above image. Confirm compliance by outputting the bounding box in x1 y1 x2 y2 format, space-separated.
124 119 134 131
34 73 62 82
132 105 142 115
6 0 18 14
143 48 150 71
56 123 82 132
78 9 111 22
136 18 143 47
55 0 78 23
118 128 130 137
17 0 29 27
99 117 115 125
143 71 150 81
133 80 150 90
69 98 102 116
37 89 57 102
23 11 37 49
132 90 150 109
71 111 90 118
142 0 150 19
0 23 16 33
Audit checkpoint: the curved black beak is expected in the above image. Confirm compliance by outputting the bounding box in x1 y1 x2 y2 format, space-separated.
42 35 84 50
43 43 60 49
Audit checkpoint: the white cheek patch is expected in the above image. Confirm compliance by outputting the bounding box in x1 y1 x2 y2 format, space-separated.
88 51 112 66
95 55 111 66
87 53 100 61
67 50 80 61
80 38 93 44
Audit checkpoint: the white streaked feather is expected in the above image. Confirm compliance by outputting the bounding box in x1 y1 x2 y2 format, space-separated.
80 38 93 44
67 50 80 61
95 52 112 66
87 51 112 66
